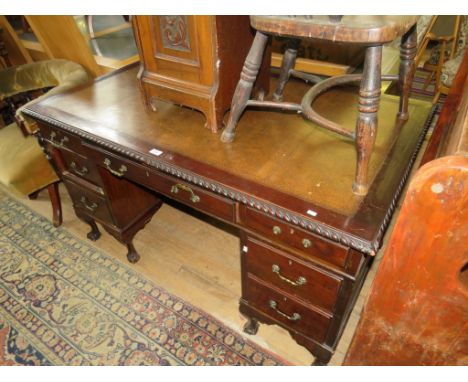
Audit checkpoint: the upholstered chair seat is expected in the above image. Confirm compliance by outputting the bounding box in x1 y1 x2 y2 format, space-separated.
0 59 89 225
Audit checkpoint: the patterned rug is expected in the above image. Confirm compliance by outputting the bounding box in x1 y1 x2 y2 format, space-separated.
0 191 286 366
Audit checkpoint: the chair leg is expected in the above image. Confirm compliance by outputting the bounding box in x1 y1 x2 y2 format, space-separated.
47 182 62 227
221 31 269 143
398 24 417 121
273 38 300 101
353 45 382 196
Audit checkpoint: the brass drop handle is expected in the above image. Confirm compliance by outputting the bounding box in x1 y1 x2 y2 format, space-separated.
170 183 200 203
80 196 98 212
272 226 282 235
70 161 89 176
49 131 69 148
302 238 312 248
272 264 307 286
103 158 127 177
269 300 301 321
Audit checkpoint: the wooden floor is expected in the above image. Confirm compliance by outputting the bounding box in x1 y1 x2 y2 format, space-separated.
0 131 432 365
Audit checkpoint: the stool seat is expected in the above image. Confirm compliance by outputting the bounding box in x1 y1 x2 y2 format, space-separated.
251 16 419 44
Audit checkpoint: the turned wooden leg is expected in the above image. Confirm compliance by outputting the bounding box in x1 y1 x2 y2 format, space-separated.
126 242 140 264
273 38 300 102
47 182 62 227
221 31 269 143
398 24 417 121
243 317 259 335
353 45 382 196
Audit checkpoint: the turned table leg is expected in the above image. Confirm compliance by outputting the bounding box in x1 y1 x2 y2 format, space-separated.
221 31 269 143
273 38 300 101
398 24 417 121
353 45 382 196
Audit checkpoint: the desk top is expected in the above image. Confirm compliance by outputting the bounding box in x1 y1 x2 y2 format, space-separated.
24 65 433 254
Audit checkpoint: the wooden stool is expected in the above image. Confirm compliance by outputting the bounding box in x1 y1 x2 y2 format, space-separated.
221 16 419 195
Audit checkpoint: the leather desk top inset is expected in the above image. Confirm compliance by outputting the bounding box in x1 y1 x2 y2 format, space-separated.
24 65 433 254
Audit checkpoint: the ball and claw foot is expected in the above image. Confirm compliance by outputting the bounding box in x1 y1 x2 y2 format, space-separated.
86 222 101 241
126 243 140 264
243 318 259 335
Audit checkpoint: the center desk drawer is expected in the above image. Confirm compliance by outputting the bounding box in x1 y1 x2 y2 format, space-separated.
86 146 236 223
243 235 342 312
240 206 351 270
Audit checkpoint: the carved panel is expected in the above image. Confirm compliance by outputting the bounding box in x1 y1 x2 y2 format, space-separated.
159 16 191 52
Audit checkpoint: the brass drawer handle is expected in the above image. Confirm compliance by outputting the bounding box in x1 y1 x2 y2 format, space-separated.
269 300 301 322
70 161 89 177
103 158 127 177
80 196 98 212
302 238 312 248
272 225 282 235
272 264 307 286
49 131 69 148
170 183 200 203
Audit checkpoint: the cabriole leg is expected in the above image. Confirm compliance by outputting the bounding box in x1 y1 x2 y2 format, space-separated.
78 214 101 241
126 242 140 264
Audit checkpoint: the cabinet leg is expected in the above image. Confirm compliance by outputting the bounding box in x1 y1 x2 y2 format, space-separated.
221 31 269 143
126 242 140 264
243 317 259 335
353 45 382 196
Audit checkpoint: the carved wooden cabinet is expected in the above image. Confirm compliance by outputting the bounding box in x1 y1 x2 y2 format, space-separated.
132 16 270 132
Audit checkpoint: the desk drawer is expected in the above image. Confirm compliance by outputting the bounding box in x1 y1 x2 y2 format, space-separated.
64 180 113 225
38 123 83 154
60 149 103 187
89 147 236 222
240 206 351 270
244 276 332 343
243 235 342 312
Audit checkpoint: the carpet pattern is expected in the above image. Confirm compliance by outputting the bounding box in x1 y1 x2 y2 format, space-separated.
0 191 285 366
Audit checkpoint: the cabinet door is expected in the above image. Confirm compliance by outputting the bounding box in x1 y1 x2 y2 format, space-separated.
135 15 215 85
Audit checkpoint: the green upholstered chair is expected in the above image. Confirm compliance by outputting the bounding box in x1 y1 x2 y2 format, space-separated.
0 59 90 226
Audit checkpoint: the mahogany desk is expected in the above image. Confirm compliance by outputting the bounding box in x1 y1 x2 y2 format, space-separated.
23 65 433 365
